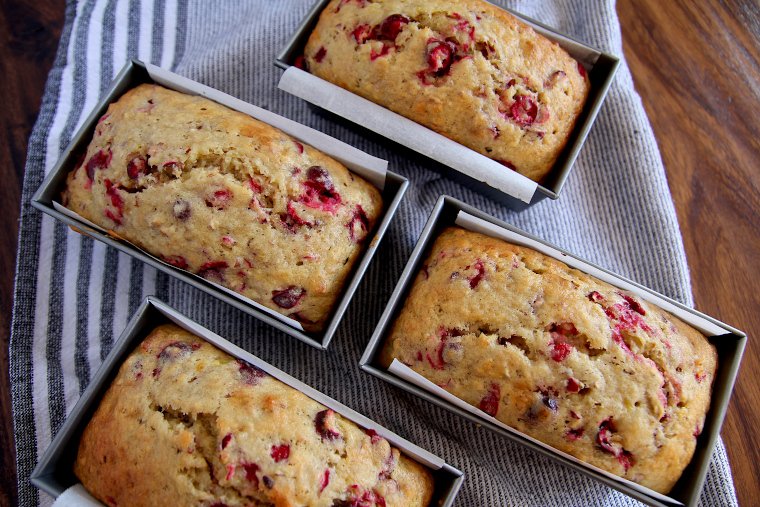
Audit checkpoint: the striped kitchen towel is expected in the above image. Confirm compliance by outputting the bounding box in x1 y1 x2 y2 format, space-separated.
11 1 738 506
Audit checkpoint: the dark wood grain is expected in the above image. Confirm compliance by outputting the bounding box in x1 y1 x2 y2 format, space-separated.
0 1 757 506
0 1 64 506
617 1 760 505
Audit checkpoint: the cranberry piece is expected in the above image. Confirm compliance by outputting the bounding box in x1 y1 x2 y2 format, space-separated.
293 55 307 69
467 259 486 289
453 17 475 46
377 14 409 41
566 377 581 393
305 165 334 189
221 433 232 449
314 46 327 63
85 148 113 182
604 297 652 335
427 40 456 74
293 55 306 70
534 107 551 125
239 360 266 385
496 160 516 171
378 450 397 480
587 291 605 303
365 428 382 444
271 285 306 309
566 427 584 441
280 201 312 232
172 199 191 221
300 166 342 213
315 409 341 441
270 443 290 462
618 291 646 315
509 95 539 127
162 160 183 172
247 177 262 193
578 62 587 78
319 469 330 494
126 155 147 179
695 371 707 382
617 450 634 471
205 188 232 210
352 23 372 43
425 327 464 370
346 205 370 242
336 486 386 507
597 418 618 454
610 328 633 355
294 141 304 154
478 383 500 416
370 44 392 61
550 341 573 362
242 462 260 487
103 179 124 225
197 260 228 283
162 255 188 269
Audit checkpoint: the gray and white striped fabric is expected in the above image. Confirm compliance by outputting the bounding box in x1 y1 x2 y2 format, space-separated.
10 1 738 506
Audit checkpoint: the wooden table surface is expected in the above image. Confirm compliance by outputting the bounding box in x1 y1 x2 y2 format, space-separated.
1 1 757 506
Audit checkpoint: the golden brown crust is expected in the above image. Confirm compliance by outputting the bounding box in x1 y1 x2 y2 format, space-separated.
382 227 717 493
75 324 433 506
305 0 590 182
62 84 383 332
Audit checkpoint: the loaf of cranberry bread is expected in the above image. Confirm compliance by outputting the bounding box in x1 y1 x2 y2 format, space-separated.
75 324 433 506
381 227 717 494
304 0 591 182
62 84 383 332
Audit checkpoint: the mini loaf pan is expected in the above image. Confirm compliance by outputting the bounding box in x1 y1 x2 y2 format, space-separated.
275 0 620 210
31 59 409 350
30 297 465 506
359 195 746 507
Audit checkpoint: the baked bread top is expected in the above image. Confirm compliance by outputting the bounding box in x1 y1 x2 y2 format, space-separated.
382 227 717 493
305 0 591 182
75 324 434 507
62 84 383 332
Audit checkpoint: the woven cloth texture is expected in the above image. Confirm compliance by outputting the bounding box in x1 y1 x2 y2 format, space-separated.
11 1 738 505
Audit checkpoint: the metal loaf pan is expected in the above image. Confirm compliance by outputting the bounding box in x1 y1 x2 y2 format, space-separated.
275 0 620 210
31 59 409 350
30 297 464 506
359 195 746 506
